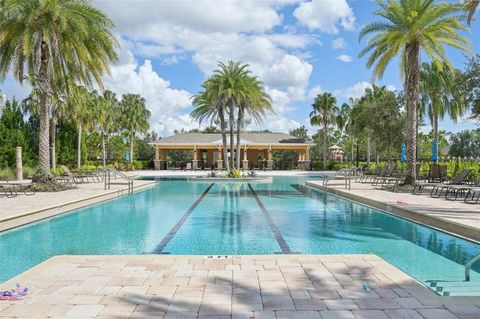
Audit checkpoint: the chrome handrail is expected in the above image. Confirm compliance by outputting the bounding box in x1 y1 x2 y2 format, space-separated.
323 167 354 190
104 168 134 195
465 253 480 281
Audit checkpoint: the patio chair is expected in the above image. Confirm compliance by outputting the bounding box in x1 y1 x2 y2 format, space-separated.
0 179 35 197
377 163 422 187
360 165 383 183
60 165 98 183
464 187 480 204
412 169 472 196
444 177 480 201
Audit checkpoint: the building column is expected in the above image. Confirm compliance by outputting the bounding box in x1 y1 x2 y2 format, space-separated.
192 145 199 170
154 146 167 170
217 145 223 170
266 146 273 170
242 145 249 170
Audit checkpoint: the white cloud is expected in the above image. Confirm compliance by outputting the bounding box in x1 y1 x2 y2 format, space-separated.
337 54 353 62
306 85 324 100
102 48 192 136
334 81 372 99
293 0 355 34
331 37 347 49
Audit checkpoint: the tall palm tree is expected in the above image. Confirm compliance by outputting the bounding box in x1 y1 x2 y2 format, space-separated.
234 72 272 169
359 0 471 184
310 93 339 170
464 0 479 25
420 62 467 163
98 90 119 167
120 94 151 165
191 77 230 170
67 86 96 169
0 0 118 182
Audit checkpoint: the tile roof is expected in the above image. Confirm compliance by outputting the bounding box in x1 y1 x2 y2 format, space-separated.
151 132 312 145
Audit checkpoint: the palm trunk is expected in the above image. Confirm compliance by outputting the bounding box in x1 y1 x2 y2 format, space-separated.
350 134 354 163
130 131 135 165
433 111 439 164
323 126 327 170
77 123 82 169
229 106 235 169
50 113 57 169
404 42 420 184
102 133 106 167
367 134 371 167
33 41 52 182
236 108 243 169
219 111 229 171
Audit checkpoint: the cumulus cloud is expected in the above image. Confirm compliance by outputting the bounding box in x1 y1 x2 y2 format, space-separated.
331 37 347 49
337 54 353 62
293 0 355 33
334 81 372 99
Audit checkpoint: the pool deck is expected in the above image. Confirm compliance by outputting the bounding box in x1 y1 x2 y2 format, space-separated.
307 180 480 242
0 177 155 231
1 254 478 319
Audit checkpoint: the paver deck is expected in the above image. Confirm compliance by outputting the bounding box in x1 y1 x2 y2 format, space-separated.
0 178 155 231
1 254 479 319
307 180 480 242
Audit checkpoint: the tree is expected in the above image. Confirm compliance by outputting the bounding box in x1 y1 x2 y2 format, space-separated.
120 94 151 165
464 0 479 25
310 93 339 170
0 0 118 182
359 0 471 184
463 55 480 121
420 62 467 162
98 90 120 167
449 129 480 157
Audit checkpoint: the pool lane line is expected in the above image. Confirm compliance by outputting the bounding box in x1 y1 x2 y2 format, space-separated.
247 183 293 254
151 183 214 254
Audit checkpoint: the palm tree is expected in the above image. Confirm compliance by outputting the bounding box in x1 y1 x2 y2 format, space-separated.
234 71 272 169
191 77 230 171
310 93 339 170
0 0 118 182
420 62 467 163
464 0 479 25
359 0 471 184
98 91 119 167
120 94 151 165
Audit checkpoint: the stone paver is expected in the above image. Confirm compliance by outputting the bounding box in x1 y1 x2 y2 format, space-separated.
0 254 479 318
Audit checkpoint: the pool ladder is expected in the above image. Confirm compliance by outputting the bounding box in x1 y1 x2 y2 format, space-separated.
465 253 480 281
323 167 357 190
104 168 134 195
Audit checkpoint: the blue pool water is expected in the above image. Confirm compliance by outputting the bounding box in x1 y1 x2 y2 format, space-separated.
1 175 479 288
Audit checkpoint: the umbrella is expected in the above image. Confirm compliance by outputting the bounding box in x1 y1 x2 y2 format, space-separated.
401 144 407 163
431 141 438 162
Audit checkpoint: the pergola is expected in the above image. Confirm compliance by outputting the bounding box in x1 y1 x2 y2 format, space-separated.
150 132 313 170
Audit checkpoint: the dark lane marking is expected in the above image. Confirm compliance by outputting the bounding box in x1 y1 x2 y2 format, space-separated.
290 184 309 194
151 183 214 254
247 183 293 254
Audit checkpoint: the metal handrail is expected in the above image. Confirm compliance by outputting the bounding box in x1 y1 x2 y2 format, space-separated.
323 167 354 190
104 168 134 195
465 253 480 281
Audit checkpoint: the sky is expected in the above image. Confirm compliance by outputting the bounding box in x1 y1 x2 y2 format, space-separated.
1 0 480 137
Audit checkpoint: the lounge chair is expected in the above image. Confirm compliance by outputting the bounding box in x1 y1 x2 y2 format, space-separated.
444 178 480 201
412 169 472 196
0 179 35 198
464 187 480 204
60 165 101 183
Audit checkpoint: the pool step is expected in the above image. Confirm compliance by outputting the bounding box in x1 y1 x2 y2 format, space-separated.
429 280 480 296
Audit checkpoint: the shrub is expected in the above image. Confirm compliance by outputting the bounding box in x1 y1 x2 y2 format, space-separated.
0 167 15 180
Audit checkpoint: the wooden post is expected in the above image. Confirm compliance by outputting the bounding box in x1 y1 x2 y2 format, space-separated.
16 146 23 181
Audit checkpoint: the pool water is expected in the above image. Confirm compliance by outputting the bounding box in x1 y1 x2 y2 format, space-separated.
1 176 479 288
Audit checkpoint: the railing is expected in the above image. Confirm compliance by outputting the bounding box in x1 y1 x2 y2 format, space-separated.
465 254 480 281
323 167 356 190
104 168 134 195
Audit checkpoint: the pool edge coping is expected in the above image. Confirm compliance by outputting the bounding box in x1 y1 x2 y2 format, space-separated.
306 181 480 243
0 180 156 232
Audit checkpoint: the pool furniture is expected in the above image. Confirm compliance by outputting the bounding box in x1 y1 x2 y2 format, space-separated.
0 180 35 198
412 169 472 196
464 187 480 204
445 178 480 201
60 165 101 183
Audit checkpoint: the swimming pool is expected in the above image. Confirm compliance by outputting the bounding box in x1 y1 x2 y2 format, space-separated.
1 175 479 293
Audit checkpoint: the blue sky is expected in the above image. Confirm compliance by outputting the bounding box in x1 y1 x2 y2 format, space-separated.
1 0 479 136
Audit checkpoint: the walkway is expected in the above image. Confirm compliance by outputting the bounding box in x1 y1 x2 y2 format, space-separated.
1 254 478 318
0 178 155 231
307 180 480 242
